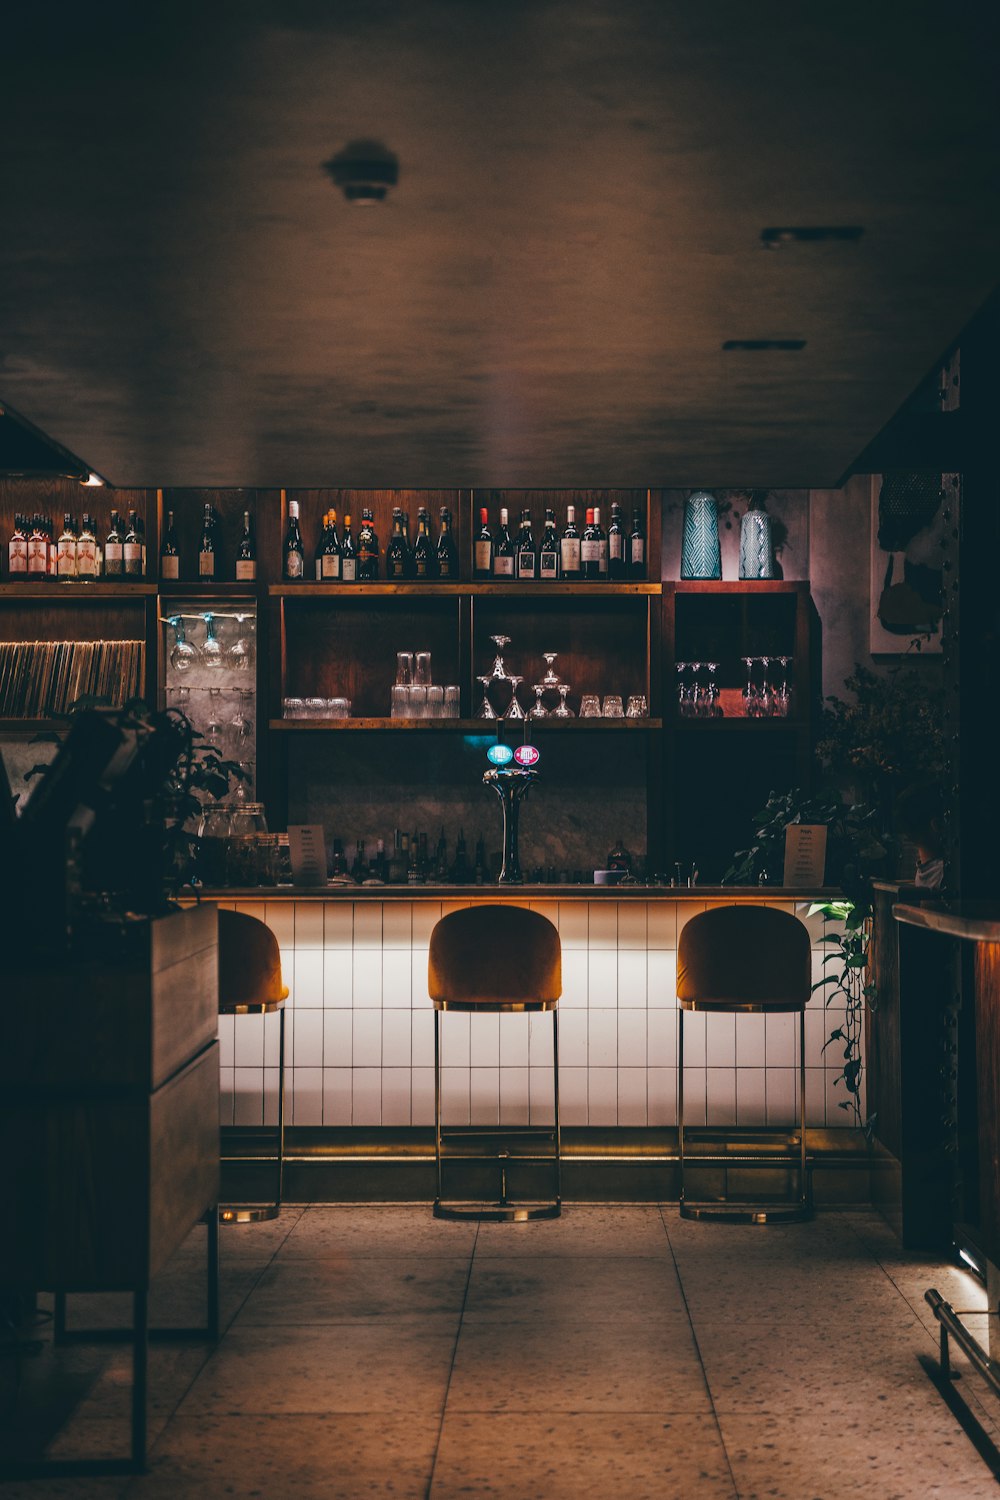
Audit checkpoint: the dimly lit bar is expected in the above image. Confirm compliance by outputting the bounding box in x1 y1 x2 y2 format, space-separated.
2 3 1000 1495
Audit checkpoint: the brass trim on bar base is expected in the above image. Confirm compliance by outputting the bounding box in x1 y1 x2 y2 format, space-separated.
220 1204 280 1223
434 1200 562 1221
679 1200 811 1224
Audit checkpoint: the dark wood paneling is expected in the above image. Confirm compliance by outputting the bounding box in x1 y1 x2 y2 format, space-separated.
975 941 1000 1260
148 1047 220 1278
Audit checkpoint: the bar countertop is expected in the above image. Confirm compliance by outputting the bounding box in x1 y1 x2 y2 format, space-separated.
894 901 1000 944
196 884 839 902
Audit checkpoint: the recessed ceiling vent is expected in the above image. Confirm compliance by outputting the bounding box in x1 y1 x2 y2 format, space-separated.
323 140 399 204
722 339 807 351
761 226 864 248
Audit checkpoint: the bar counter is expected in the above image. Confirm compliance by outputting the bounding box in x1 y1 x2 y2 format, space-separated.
192 885 851 1138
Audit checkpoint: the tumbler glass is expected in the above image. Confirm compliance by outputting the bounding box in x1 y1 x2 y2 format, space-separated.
304 696 327 719
603 694 625 718
283 697 304 719
390 684 409 718
626 694 648 718
395 652 413 687
579 694 602 717
414 651 432 687
443 685 460 718
408 685 428 718
426 685 444 718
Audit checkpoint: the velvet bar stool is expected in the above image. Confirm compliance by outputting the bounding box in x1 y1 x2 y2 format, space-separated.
428 904 562 1221
676 904 813 1223
218 909 289 1223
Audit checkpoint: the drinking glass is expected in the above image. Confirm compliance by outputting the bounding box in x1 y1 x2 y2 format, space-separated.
579 693 602 717
229 690 254 750
283 696 305 718
414 651 432 687
328 697 350 719
776 656 792 716
396 651 413 687
426 685 444 718
168 684 192 712
758 655 773 716
689 661 703 716
489 635 511 679
504 676 526 719
603 694 624 718
529 685 549 718
705 662 721 717
553 683 574 718
201 613 224 670
204 688 225 751
741 657 754 716
443 685 460 718
408 685 428 718
169 617 199 673
676 661 691 717
541 652 560 687
304 696 327 719
626 694 647 718
228 802 269 886
227 614 256 672
197 804 231 886
476 675 497 718
391 684 409 718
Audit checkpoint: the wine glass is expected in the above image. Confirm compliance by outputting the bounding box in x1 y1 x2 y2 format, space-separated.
541 652 560 687
489 635 511 679
229 690 254 752
689 660 703 716
202 613 224 670
169 617 199 674
741 657 754 716
758 655 772 716
529 684 549 718
204 688 225 752
504 676 526 719
552 683 574 718
776 656 792 716
706 661 721 717
476 675 497 719
228 614 256 672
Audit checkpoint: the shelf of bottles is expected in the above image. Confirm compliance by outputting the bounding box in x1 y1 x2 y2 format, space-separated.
162 601 258 799
4 503 152 586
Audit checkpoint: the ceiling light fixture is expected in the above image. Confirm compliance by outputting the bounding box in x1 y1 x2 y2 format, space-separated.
323 139 399 204
722 339 806 351
761 226 864 250
81 471 106 486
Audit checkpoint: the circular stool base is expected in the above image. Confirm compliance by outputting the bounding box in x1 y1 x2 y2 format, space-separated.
680 1201 812 1225
220 1205 281 1224
433 1200 561 1222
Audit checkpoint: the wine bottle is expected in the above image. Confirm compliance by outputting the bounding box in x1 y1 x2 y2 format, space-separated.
161 509 180 580
594 505 608 577
387 828 408 884
473 834 487 885
351 839 368 883
320 509 342 581
26 516 47 578
284 499 305 580
515 508 536 580
340 513 357 582
198 503 216 580
434 826 448 882
7 515 27 577
629 507 646 579
105 509 124 578
371 837 387 882
492 507 514 577
581 507 601 580
77 514 98 579
436 507 457 580
236 509 256 581
560 505 581 578
607 502 626 580
124 510 143 578
44 516 56 578
539 507 559 580
329 838 350 882
358 506 379 581
402 511 415 578
474 507 493 578
413 507 437 580
57 513 77 580
449 827 470 883
386 508 410 581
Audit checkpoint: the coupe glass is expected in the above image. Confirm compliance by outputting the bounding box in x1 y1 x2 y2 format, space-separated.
552 683 574 718
489 635 511 679
228 614 256 672
201 613 224 670
579 694 602 717
504 676 526 719
540 652 560 687
529 684 549 718
476 675 497 718
169 617 199 673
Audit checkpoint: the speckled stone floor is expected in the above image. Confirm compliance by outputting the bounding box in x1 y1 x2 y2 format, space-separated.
2 1206 999 1498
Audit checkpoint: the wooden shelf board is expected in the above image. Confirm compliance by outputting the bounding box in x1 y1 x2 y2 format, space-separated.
667 580 810 595
269 717 663 732
0 582 156 598
670 716 806 730
270 581 660 598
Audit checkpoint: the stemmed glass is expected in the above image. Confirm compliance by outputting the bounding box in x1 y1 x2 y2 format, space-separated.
476 675 497 719
776 656 792 717
552 683 574 718
169 617 199 674
202 613 224 670
690 660 703 717
706 662 721 717
228 614 256 672
758 655 772 717
529 685 549 718
741 657 754 716
204 688 225 752
504 676 526 719
229 690 254 752
490 635 511 679
540 652 560 687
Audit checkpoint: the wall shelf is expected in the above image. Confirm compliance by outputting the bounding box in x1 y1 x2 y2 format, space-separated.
269 717 663 733
0 582 157 598
270 581 661 598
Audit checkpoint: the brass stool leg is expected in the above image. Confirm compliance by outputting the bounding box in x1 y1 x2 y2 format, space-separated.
799 1006 808 1209
552 1008 562 1210
276 1004 286 1209
678 1007 686 1211
434 1008 443 1208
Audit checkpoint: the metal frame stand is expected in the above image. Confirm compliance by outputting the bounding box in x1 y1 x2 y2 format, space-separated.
678 1006 812 1223
0 1209 219 1479
434 1003 561 1221
220 1001 286 1224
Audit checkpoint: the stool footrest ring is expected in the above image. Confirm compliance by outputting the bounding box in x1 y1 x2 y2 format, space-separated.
433 1200 561 1222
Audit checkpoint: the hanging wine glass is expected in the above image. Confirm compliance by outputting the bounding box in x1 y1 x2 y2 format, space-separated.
540 652 560 687
228 613 256 672
229 689 254 752
168 617 199 674
504 676 526 719
552 683 574 718
202 613 224 670
204 688 225 752
476 675 497 719
489 635 511 679
529 684 549 718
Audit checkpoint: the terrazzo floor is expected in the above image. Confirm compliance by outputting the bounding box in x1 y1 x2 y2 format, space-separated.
2 1206 999 1499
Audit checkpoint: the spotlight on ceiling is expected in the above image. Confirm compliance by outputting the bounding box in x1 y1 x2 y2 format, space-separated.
761 226 864 250
323 140 399 204
722 339 807 351
81 471 106 486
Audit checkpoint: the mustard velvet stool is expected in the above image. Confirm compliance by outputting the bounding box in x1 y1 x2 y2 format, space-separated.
428 904 562 1221
677 905 813 1223
218 909 289 1223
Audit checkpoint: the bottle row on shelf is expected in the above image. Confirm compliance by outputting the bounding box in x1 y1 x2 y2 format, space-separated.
7 509 147 580
474 503 645 582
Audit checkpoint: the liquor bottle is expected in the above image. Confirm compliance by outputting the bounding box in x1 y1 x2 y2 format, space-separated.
198 503 216 580
387 829 408 884
357 506 379 581
434 826 448 882
283 499 305 580
57 513 77 580
329 838 351 882
436 507 457 580
515 508 536 580
449 827 470 883
7 515 28 576
236 510 256 581
386 508 410 581
492 507 515 577
135 511 147 574
77 514 98 579
340 513 357 582
371 837 387 883
539 507 559 580
407 831 421 884
581 507 602 580
474 507 493 578
124 510 143 578
413 507 437 580
105 509 124 578
473 834 487 885
628 507 646 579
44 517 56 578
560 505 581 578
417 831 430 881
351 839 368 883
607 502 626 580
594 505 608 576
26 516 47 578
402 511 416 578
320 509 341 581
161 509 180 580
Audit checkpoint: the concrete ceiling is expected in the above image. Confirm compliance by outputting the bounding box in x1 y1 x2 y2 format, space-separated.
1 1 998 489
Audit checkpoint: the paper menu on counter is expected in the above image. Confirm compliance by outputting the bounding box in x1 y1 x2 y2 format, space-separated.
287 824 328 886
782 824 828 888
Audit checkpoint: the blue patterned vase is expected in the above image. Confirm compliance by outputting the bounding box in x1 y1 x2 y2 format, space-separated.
738 497 775 579
680 491 722 579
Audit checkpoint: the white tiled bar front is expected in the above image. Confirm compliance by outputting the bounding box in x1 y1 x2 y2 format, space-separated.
206 891 851 1135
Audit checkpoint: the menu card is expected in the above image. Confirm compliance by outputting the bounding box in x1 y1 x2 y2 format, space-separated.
288 824 328 886
782 824 828 888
